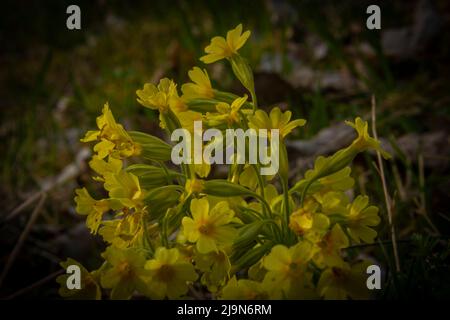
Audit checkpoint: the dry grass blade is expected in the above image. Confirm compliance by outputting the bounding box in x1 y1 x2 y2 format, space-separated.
3 192 43 224
371 95 401 273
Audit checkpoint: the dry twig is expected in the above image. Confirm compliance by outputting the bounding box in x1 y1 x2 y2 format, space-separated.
0 194 48 288
5 269 64 300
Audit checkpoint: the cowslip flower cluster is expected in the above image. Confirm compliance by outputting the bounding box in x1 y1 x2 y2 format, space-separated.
59 24 390 300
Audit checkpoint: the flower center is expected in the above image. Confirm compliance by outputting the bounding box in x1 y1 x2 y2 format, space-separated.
229 111 239 123
117 261 133 279
199 223 215 236
331 267 347 283
289 262 299 270
156 264 175 282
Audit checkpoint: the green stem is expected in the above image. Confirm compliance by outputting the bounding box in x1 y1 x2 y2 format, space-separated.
142 214 154 256
252 164 269 217
281 177 290 231
300 180 314 207
250 90 258 112
160 216 169 248
158 161 172 185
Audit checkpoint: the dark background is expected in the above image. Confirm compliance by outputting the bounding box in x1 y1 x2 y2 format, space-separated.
1 0 449 299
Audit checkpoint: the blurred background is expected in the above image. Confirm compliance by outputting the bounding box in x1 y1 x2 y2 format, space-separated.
1 0 449 299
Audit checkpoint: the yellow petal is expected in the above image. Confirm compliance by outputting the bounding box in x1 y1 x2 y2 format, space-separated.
191 198 210 221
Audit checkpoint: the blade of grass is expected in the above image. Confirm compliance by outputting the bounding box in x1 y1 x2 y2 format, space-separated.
371 95 401 272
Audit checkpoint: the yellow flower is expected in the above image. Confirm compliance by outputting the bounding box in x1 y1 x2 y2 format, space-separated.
136 78 179 113
56 258 101 300
194 250 231 292
317 261 371 300
205 95 248 127
345 195 380 243
194 161 211 179
74 188 111 234
178 110 203 134
145 247 198 299
104 170 144 209
89 155 122 182
185 178 205 195
294 121 389 188
313 223 349 268
136 78 195 130
248 260 267 282
98 211 146 249
182 198 237 253
220 276 268 300
289 204 330 241
313 190 349 216
181 67 214 100
292 166 353 196
248 107 306 139
238 165 259 190
200 24 251 64
345 117 391 159
100 247 151 300
262 242 313 298
81 103 141 159
316 167 355 192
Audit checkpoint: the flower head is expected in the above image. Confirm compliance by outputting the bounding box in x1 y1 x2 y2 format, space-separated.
195 250 231 292
185 178 205 195
136 78 179 113
315 167 355 193
205 95 248 126
75 188 111 234
181 67 214 100
145 247 197 299
104 170 144 209
100 247 151 299
317 261 371 300
346 117 391 159
89 155 122 182
81 103 141 159
313 223 349 268
289 204 330 242
200 24 251 64
56 258 101 300
136 78 195 130
313 190 350 216
248 107 306 139
182 198 237 253
179 110 204 134
345 195 380 243
262 242 313 298
98 210 146 249
221 277 268 300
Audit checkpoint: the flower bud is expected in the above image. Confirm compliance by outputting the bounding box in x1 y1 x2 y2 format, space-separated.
233 242 273 270
230 55 255 96
126 164 181 189
143 185 183 218
203 179 257 198
129 131 172 161
233 220 268 250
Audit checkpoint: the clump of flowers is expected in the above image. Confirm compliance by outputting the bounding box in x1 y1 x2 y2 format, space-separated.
58 24 390 300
